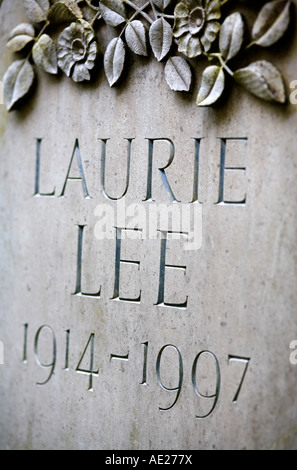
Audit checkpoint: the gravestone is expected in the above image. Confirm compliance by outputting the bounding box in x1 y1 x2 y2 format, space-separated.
0 0 297 451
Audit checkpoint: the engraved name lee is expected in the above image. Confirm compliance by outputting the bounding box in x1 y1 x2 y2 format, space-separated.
20 135 251 418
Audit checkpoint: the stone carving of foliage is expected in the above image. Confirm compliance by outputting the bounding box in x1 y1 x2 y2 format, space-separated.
2 0 294 110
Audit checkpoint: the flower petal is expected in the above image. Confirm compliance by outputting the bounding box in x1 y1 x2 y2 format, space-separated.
58 34 72 50
186 0 203 11
173 2 191 38
79 19 94 32
57 20 97 80
87 41 98 61
58 54 75 77
173 18 191 38
85 43 98 69
57 47 72 60
85 59 96 70
174 2 190 19
201 35 211 52
205 0 221 21
72 63 90 82
176 32 202 58
202 21 220 44
84 30 95 46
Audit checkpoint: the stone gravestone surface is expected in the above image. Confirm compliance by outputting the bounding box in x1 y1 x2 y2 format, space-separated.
0 0 297 451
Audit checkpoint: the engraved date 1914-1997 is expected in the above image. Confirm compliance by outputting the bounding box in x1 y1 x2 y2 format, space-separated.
22 323 250 419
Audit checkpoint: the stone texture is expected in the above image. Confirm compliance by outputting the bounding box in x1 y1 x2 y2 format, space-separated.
0 0 297 450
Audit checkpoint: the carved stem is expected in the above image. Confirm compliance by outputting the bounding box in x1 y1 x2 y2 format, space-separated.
208 52 234 77
123 0 154 24
25 20 50 61
90 11 102 27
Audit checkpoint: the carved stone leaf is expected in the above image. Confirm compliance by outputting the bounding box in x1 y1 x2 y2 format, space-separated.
149 18 173 62
252 0 291 47
7 23 35 52
152 0 172 12
165 56 192 92
3 59 35 111
47 1 83 23
196 65 225 106
234 60 286 103
8 23 35 39
32 34 58 74
125 20 148 56
99 0 126 27
219 13 245 62
24 0 50 23
104 37 126 87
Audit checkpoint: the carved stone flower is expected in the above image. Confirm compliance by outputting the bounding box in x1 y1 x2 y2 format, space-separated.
173 0 221 58
58 19 97 82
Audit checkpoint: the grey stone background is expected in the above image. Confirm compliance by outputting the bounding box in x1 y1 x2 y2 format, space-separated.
0 0 297 450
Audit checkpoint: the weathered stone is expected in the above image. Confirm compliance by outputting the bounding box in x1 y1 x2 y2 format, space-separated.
0 0 297 451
